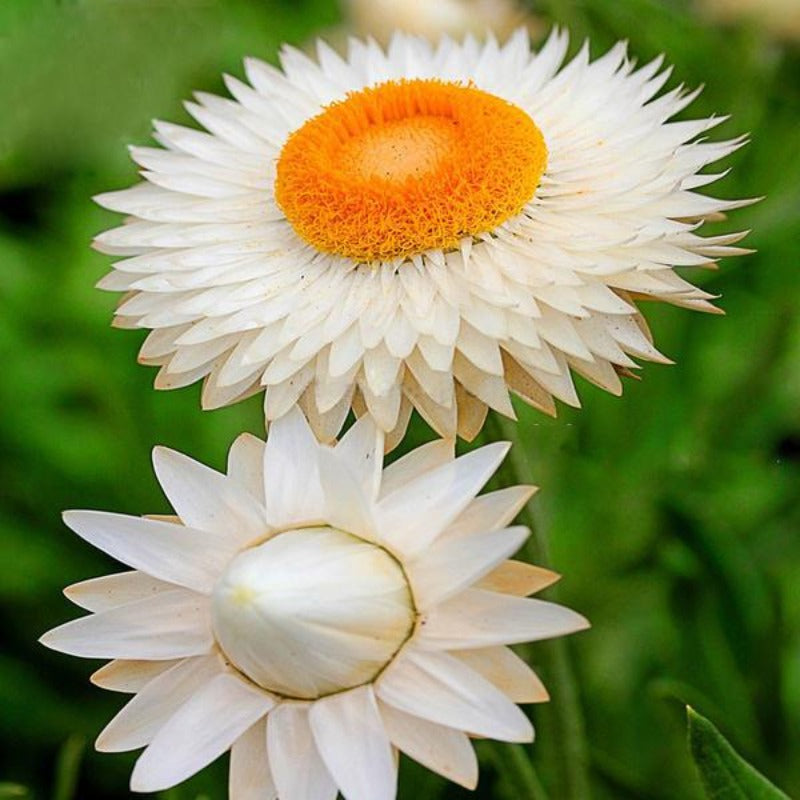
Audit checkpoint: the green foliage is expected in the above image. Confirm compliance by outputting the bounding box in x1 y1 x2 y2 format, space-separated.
688 707 791 799
0 1 798 799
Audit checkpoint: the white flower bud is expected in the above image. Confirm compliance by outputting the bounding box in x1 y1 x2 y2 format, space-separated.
211 526 415 699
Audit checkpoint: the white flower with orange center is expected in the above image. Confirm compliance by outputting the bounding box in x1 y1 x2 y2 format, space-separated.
40 409 588 799
95 29 751 447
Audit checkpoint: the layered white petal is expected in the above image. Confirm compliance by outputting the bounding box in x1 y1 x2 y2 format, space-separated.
407 525 529 608
131 672 274 792
376 441 510 556
230 719 277 800
267 704 338 800
418 588 590 650
40 589 212 660
379 702 478 790
227 432 267 506
263 407 325 527
152 446 267 542
64 570 175 612
61 511 237 594
377 648 534 742
96 654 222 752
91 659 180 693
454 647 549 703
309 686 396 800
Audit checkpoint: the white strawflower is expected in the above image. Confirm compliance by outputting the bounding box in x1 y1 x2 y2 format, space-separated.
95 29 752 447
342 0 540 43
40 409 588 799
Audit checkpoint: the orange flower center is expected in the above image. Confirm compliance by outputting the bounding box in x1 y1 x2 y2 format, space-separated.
275 79 547 263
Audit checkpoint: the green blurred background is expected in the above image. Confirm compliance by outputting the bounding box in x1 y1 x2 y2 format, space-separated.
1 0 798 798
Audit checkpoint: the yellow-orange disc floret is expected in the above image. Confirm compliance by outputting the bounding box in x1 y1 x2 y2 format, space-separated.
275 79 547 263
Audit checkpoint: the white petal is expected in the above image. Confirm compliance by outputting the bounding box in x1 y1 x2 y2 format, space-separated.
477 561 560 596
379 439 454 499
152 447 267 542
263 408 325 528
418 589 590 650
377 648 533 742
376 442 510 557
40 589 213 660
441 486 537 541
267 703 338 800
96 654 222 752
230 719 277 800
316 448 377 541
310 686 396 800
61 511 237 594
407 526 529 608
65 571 175 612
227 433 267 506
454 647 549 703
91 659 180 693
131 673 274 792
334 415 384 502
378 702 477 790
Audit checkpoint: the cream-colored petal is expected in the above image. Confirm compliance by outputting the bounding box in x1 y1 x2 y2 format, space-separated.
454 647 549 703
477 560 560 596
91 659 181 693
379 701 478 789
407 526 529 608
227 433 267 506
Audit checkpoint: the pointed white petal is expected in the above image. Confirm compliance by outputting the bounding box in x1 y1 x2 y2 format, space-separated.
418 589 590 650
40 589 213 659
310 686 396 800
334 416 384 502
441 486 537 541
377 648 533 742
230 719 277 800
227 433 267 506
61 511 236 594
263 408 326 528
316 448 377 541
65 571 175 612
96 654 222 752
408 526 529 608
376 442 510 557
379 702 478 790
131 673 274 792
477 561 560 596
379 439 454 498
454 647 549 703
267 704 338 800
152 447 267 543
91 659 181 693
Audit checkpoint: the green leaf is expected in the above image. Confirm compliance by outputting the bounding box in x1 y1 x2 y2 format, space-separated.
687 707 790 799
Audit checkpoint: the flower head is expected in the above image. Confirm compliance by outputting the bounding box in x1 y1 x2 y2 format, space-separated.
41 409 588 798
342 0 540 44
95 29 752 447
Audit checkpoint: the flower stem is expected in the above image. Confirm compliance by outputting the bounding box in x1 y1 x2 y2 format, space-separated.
485 741 550 800
483 411 593 800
